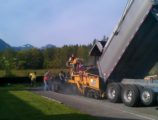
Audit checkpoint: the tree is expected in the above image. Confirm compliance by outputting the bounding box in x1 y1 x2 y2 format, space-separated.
0 44 93 70
0 49 17 76
43 48 56 68
16 48 44 69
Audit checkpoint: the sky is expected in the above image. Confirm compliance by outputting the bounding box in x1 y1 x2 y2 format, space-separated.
0 0 127 47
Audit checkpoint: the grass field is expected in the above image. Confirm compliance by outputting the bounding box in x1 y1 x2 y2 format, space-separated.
0 84 96 120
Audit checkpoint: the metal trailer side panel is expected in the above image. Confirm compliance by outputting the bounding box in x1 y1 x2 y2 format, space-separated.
98 0 153 81
122 79 158 93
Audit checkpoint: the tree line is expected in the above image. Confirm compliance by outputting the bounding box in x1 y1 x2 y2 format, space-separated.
0 44 92 70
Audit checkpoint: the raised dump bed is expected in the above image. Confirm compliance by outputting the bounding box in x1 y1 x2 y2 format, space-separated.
90 0 158 107
96 0 158 81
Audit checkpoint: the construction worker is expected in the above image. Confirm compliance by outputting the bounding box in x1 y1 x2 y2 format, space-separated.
29 72 36 86
59 71 66 83
76 58 85 72
43 71 51 91
68 54 77 74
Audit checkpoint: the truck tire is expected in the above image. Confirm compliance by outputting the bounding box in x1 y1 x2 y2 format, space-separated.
140 88 156 106
122 85 140 107
107 83 122 103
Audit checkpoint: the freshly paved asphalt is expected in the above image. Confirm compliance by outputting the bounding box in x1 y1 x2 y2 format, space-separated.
31 88 158 120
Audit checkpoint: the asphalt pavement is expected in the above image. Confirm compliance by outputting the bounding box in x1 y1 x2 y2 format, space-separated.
30 88 158 120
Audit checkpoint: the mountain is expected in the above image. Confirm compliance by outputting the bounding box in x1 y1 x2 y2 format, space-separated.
41 44 56 49
0 38 56 51
0 39 11 51
13 44 35 51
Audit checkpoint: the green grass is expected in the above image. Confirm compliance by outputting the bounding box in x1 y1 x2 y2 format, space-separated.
0 85 96 120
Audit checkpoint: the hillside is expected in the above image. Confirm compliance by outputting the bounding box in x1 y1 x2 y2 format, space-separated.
0 39 56 51
0 39 11 50
13 44 34 51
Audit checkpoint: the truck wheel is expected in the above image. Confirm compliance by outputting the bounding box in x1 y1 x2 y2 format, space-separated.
122 85 140 107
107 83 121 103
140 88 156 106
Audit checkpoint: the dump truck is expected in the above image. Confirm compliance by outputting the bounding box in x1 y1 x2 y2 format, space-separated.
68 0 158 107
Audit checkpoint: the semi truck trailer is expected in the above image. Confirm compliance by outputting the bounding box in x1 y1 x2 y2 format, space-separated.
68 0 158 107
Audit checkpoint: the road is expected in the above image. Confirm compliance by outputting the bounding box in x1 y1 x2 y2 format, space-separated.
31 89 158 120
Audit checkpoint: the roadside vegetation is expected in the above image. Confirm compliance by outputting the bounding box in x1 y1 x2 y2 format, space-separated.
0 84 96 120
0 45 92 77
0 45 91 70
